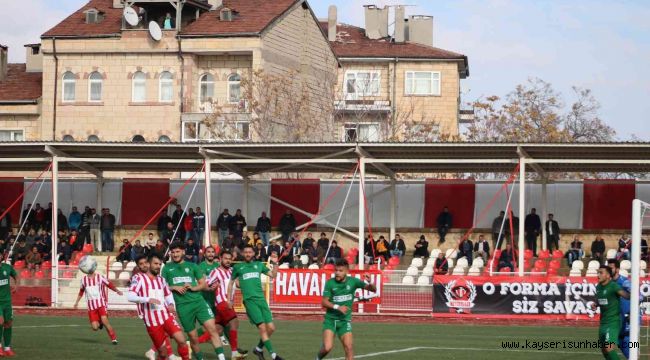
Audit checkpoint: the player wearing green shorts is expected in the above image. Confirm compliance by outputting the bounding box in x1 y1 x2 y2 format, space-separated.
593 265 629 360
0 257 17 357
228 245 283 360
198 246 220 315
316 259 376 360
162 242 226 360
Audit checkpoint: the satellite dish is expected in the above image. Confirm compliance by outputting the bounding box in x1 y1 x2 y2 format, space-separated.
148 21 162 41
123 6 139 26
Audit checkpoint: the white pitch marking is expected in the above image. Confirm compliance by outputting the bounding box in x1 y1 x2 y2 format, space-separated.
328 346 597 359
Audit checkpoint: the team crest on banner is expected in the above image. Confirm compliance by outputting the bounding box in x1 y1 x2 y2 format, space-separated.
444 279 477 313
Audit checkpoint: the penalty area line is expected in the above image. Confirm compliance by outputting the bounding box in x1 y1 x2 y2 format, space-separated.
328 346 596 359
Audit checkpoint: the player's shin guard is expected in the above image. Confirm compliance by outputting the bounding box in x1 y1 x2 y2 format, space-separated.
228 329 238 350
107 327 117 341
3 326 11 348
177 343 190 360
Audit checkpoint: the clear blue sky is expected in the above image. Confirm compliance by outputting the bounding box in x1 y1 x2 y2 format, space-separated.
2 0 649 139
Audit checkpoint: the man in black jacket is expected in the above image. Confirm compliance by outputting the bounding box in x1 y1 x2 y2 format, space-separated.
545 214 560 251
499 243 516 272
229 209 246 241
171 204 186 240
436 206 452 244
278 209 296 242
473 234 490 263
79 206 92 248
157 210 172 241
255 211 272 246
266 239 282 260
100 208 116 252
216 209 231 245
591 235 606 264
0 207 11 241
161 221 176 244
524 208 541 256
458 237 474 266
301 232 315 252
413 235 429 258
389 234 406 257
491 211 506 250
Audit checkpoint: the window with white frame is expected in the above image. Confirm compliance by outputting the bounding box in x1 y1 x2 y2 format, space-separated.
88 71 103 101
132 71 146 102
343 123 380 142
344 70 380 97
0 130 24 141
405 71 440 95
199 74 214 104
62 72 76 102
159 71 173 102
228 74 241 103
235 121 250 140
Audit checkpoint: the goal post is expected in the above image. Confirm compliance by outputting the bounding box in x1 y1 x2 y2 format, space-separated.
631 199 648 360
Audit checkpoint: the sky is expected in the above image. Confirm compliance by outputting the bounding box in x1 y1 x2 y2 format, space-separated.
2 0 649 139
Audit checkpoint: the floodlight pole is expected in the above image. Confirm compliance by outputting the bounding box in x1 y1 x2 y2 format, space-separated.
51 155 59 307
541 179 547 251
96 175 104 252
204 160 212 247
243 178 250 233
389 179 396 242
518 157 526 276
358 157 365 271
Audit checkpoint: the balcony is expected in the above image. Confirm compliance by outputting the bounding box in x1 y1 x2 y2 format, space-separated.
334 99 391 113
181 98 251 142
459 108 475 124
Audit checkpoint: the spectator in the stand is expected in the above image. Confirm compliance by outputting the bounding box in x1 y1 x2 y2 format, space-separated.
44 202 53 231
0 207 11 241
266 239 282 261
326 240 342 264
229 209 246 241
25 228 37 247
473 234 490 263
618 234 631 260
57 208 69 232
68 206 81 231
642 238 649 261
567 235 584 266
153 239 167 260
498 243 515 272
250 232 262 247
116 239 132 262
524 208 541 257
241 231 251 249
161 221 175 244
279 210 296 242
171 204 186 240
144 232 156 254
280 241 300 267
35 235 51 260
222 234 236 251
436 206 453 244
545 214 561 251
288 232 301 251
79 206 92 246
255 242 268 262
317 233 329 253
26 246 43 270
303 240 318 265
389 234 406 258
591 235 606 264
89 208 101 251
131 239 145 260
58 239 72 265
302 232 315 252
255 211 272 246
33 203 45 231
506 211 520 244
216 209 231 245
192 207 206 244
185 238 200 263
375 235 390 262
183 208 195 242
0 238 7 255
414 235 430 258
21 204 33 230
157 210 172 241
434 252 448 275
458 237 474 266
68 229 81 251
101 208 116 252
363 236 375 265
13 238 29 264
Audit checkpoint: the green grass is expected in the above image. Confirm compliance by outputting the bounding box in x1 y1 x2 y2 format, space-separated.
6 315 630 359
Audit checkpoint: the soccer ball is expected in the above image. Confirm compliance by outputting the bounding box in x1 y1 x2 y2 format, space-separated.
78 256 97 274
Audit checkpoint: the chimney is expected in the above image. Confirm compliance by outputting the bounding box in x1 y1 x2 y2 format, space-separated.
0 46 7 82
408 15 434 47
327 5 337 42
364 5 389 40
25 44 43 72
208 0 223 10
112 0 124 9
394 5 406 43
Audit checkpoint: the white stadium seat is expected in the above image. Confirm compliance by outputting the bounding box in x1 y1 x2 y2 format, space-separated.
430 249 441 259
641 260 647 270
445 249 457 258
300 255 309 265
447 259 454 269
410 257 423 268
108 271 117 280
586 269 598 277
279 263 290 269
473 258 484 269
421 267 434 277
621 260 632 271
571 261 584 270
308 263 319 270
417 276 430 286
406 266 419 277
467 267 481 276
620 269 629 277
110 262 123 271
118 271 131 280
124 262 136 271
452 266 466 275
402 275 415 285
569 269 582 277
588 260 600 270
606 249 617 260
641 269 647 278
456 257 469 269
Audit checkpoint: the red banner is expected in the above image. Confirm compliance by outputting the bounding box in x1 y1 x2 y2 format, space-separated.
273 269 383 305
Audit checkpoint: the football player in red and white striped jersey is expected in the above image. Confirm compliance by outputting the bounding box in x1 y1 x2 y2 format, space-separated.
128 254 190 360
73 266 122 344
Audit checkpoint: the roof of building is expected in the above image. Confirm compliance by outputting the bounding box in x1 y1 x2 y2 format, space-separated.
319 22 468 76
0 64 43 102
42 0 300 38
181 0 299 36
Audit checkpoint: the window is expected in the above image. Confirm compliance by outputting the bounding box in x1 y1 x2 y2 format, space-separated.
344 123 380 142
0 130 24 141
132 135 146 143
405 71 440 95
182 121 199 142
159 71 173 102
87 135 100 142
88 71 103 101
158 135 171 143
227 74 241 103
235 122 250 140
199 74 214 104
62 135 75 142
32 46 40 55
62 72 76 102
344 70 380 97
132 71 146 102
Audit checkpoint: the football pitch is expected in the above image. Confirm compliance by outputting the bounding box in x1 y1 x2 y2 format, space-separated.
8 314 623 359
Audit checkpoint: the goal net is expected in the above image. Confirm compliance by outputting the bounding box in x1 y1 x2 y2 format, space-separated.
631 199 650 360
